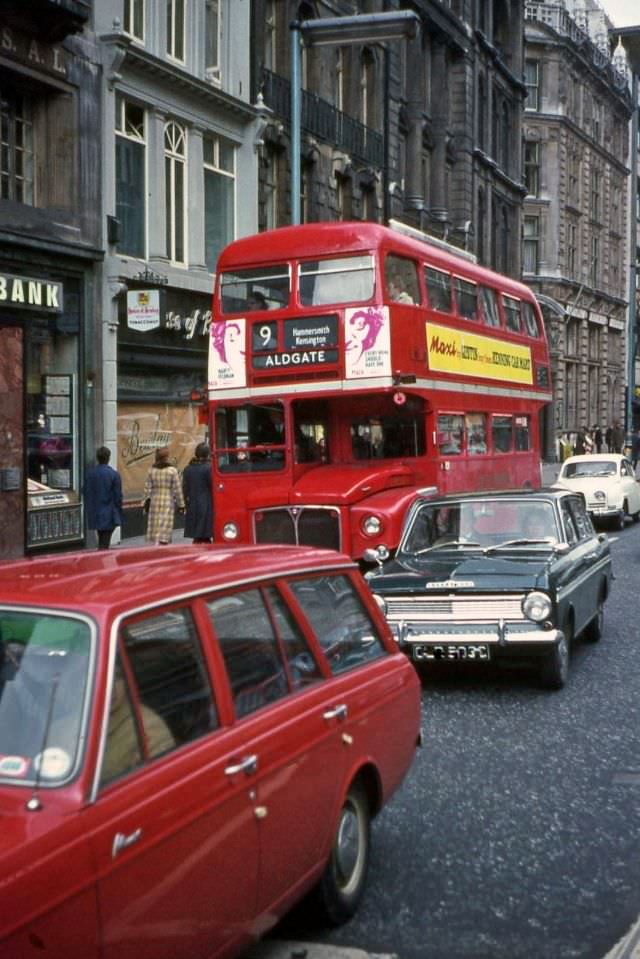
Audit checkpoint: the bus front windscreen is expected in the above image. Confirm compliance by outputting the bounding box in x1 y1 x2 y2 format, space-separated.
215 403 286 472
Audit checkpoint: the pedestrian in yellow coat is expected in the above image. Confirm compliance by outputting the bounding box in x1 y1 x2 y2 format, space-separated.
143 447 185 545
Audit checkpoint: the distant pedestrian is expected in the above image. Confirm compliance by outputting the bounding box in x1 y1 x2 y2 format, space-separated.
84 446 123 550
143 447 185 545
583 429 594 454
574 431 585 455
182 442 213 543
612 420 624 454
605 425 613 452
593 425 603 453
631 429 640 471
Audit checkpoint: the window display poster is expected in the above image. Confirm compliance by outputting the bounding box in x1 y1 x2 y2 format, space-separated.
118 403 207 500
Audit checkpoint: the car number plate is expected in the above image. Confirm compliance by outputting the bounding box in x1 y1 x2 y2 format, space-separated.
412 643 490 662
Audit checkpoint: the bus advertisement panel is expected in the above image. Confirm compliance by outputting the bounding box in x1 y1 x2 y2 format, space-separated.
207 221 551 560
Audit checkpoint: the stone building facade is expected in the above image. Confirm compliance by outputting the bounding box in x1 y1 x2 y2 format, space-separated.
251 0 526 278
523 2 633 444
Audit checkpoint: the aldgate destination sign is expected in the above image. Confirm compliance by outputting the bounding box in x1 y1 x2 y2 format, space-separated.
252 315 338 369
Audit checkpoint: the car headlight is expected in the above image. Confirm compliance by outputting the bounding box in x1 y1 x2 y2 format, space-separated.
372 593 387 616
593 490 606 502
362 515 383 536
522 591 552 622
222 522 239 541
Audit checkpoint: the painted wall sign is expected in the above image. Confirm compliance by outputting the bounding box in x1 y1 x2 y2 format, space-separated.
426 322 533 385
0 26 67 79
0 273 63 313
127 290 161 331
344 306 391 380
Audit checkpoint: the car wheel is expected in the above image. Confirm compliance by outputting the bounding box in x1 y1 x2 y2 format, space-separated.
584 597 604 643
540 629 570 690
632 509 640 524
612 509 625 531
316 781 371 925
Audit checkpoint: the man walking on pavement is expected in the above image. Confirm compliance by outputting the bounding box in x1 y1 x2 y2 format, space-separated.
84 446 123 549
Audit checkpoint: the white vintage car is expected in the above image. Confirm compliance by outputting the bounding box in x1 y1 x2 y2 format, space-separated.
554 453 640 529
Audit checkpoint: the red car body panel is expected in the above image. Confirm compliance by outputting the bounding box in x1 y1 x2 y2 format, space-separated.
0 545 421 959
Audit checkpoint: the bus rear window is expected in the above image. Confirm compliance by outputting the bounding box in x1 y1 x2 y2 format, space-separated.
220 266 290 314
299 256 375 307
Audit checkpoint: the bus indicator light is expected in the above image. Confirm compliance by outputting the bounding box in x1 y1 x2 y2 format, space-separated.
394 391 407 406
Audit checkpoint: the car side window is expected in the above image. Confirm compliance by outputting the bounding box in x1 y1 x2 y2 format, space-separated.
567 497 594 540
206 589 288 718
264 586 323 690
560 500 579 545
100 608 219 787
289 574 386 675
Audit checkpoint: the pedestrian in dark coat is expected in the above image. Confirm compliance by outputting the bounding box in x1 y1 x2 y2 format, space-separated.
612 420 625 454
605 425 613 452
631 429 640 471
593 426 603 453
84 446 123 549
182 443 213 543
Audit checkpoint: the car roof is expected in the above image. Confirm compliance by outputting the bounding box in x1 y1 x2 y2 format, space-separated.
562 454 624 463
0 545 354 613
415 487 569 505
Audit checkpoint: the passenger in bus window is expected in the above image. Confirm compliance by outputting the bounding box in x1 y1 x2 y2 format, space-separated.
388 274 414 305
247 291 268 311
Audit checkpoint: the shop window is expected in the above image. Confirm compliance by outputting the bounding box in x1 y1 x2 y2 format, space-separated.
437 414 463 455
204 134 235 272
115 96 146 258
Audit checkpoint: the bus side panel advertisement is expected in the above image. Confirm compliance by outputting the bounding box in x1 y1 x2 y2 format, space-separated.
426 321 533 385
209 318 247 390
345 306 391 380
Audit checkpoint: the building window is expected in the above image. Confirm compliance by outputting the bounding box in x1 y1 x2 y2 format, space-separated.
205 0 220 81
262 147 279 231
360 48 376 129
591 169 601 222
610 239 620 293
566 318 578 356
167 0 185 62
568 221 577 277
501 101 510 173
478 74 486 151
115 95 146 258
588 364 599 428
334 48 347 112
203 134 235 273
265 0 276 73
165 121 187 264
362 186 376 222
568 151 580 207
523 216 539 274
337 175 352 220
124 0 144 41
590 234 599 287
565 362 578 426
301 161 312 224
477 188 485 263
0 88 34 204
588 323 599 362
525 60 539 110
524 141 539 197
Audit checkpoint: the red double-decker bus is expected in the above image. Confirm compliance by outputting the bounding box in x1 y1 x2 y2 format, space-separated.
208 220 551 559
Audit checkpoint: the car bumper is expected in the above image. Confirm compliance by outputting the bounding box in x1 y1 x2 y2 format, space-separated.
587 505 621 518
394 622 563 664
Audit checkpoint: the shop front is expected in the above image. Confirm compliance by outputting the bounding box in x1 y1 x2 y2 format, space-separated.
117 286 210 539
0 266 85 558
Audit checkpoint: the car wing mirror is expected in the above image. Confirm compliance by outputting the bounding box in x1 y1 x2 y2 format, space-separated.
363 546 389 567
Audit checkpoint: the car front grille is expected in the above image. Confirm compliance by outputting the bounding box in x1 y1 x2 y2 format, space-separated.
254 507 341 551
384 595 525 622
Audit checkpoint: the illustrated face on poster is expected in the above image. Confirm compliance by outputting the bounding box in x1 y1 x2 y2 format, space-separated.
344 306 391 379
208 318 247 389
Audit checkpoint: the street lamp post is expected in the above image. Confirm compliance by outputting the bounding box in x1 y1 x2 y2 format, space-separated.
289 10 420 226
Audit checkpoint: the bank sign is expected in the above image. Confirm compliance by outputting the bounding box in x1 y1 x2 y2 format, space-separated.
0 272 63 313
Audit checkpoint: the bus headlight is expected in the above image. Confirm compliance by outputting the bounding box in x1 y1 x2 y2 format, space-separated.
222 522 239 541
362 515 383 536
522 591 552 622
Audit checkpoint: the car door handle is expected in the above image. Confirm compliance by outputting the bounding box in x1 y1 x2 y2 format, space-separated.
323 704 348 721
112 827 143 859
224 754 258 777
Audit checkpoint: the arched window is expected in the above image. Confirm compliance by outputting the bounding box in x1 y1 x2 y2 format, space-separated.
164 121 187 264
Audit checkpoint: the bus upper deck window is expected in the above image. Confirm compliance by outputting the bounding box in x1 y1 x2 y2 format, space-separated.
503 295 522 333
425 267 452 313
492 415 513 453
219 266 290 314
384 255 420 305
298 255 375 307
522 301 540 337
453 276 478 320
480 286 500 327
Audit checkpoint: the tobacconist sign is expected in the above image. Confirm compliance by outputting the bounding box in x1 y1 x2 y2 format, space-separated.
0 272 63 313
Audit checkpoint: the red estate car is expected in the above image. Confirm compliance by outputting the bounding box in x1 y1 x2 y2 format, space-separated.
0 544 421 959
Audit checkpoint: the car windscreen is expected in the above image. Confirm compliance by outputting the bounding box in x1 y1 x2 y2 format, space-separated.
401 499 558 553
0 611 93 786
563 461 616 478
